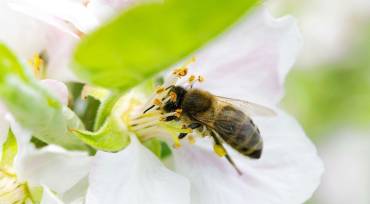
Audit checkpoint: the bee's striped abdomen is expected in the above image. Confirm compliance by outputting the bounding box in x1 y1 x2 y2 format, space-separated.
214 106 263 159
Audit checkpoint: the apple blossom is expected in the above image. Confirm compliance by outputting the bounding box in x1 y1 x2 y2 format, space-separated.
84 9 324 204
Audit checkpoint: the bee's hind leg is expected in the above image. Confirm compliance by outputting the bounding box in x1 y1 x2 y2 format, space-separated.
210 131 243 176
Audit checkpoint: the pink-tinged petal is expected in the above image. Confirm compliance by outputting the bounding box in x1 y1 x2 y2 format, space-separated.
42 27 81 82
171 111 323 204
86 136 191 204
40 79 69 105
0 3 48 59
87 0 160 22
188 9 302 105
9 0 99 34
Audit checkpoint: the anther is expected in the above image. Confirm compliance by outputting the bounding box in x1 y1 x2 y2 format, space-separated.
198 75 205 82
156 86 165 94
188 135 196 144
173 68 188 77
188 75 196 82
153 98 162 106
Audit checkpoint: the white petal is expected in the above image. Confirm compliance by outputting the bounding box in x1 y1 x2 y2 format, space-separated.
1 1 79 82
9 0 99 34
0 3 48 59
40 79 69 105
0 103 9 146
15 144 92 195
87 0 160 21
44 28 81 82
41 186 64 204
189 9 302 105
171 111 323 204
86 136 191 204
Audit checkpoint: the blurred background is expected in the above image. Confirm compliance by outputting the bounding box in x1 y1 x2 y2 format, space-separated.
267 0 370 204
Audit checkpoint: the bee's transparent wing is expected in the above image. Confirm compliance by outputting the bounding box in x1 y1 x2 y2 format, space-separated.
216 96 277 117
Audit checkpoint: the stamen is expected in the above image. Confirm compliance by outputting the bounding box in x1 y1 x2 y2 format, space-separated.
198 75 205 82
153 98 162 106
0 169 29 203
28 53 45 79
156 87 165 94
173 67 188 77
213 144 226 157
188 75 196 83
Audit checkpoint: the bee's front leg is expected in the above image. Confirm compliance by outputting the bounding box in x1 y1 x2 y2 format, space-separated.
178 122 202 139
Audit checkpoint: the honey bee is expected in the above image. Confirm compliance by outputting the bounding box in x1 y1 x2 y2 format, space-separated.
162 86 276 175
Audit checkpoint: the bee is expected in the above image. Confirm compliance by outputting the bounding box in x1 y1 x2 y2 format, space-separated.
162 86 276 175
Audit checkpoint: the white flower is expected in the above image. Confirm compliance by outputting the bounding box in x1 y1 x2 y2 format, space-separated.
85 9 323 204
0 80 92 203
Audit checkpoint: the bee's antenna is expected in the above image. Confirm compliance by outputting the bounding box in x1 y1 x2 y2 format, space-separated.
143 104 155 114
211 131 243 176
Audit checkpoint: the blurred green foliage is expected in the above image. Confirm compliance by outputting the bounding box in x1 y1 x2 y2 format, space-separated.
282 25 370 141
73 0 259 89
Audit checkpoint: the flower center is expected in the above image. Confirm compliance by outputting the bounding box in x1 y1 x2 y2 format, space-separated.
28 52 47 79
0 168 30 204
125 58 206 148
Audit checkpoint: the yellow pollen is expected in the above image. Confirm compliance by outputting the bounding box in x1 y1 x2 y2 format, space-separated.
156 86 165 94
188 75 196 82
173 68 188 77
29 53 44 79
188 135 196 144
198 75 205 82
169 92 177 102
213 144 226 157
173 142 182 149
153 98 162 106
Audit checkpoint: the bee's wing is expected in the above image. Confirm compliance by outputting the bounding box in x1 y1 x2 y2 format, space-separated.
215 96 277 117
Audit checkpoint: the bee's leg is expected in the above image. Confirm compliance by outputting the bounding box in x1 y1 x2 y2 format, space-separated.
143 104 156 113
210 131 243 176
178 122 202 139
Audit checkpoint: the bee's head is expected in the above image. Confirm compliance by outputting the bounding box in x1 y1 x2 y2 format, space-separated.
163 86 187 112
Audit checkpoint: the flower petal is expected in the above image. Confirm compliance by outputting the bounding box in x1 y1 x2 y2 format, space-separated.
41 186 64 204
86 135 190 204
189 9 302 105
171 111 323 204
0 2 48 59
1 1 79 82
40 79 69 105
12 138 92 195
0 103 9 145
9 0 99 34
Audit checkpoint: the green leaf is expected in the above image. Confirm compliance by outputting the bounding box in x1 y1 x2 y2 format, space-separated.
72 116 130 152
1 130 18 167
0 44 88 151
142 138 162 158
73 0 259 89
71 93 135 152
